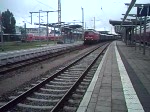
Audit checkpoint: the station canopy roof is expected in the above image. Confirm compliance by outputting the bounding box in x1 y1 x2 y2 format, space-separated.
109 20 143 26
34 23 82 29
68 25 82 29
61 24 82 32
98 31 109 34
109 19 149 34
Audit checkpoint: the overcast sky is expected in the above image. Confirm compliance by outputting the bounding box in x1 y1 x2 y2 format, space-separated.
0 0 149 32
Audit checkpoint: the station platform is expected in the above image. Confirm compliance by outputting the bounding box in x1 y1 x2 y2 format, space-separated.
77 41 150 112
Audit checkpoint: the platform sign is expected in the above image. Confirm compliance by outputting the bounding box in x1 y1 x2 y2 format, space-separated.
137 6 150 17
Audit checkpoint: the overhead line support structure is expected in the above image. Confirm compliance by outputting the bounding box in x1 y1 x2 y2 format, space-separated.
58 0 61 25
81 7 84 39
29 10 57 40
0 11 4 51
124 3 150 55
121 0 136 26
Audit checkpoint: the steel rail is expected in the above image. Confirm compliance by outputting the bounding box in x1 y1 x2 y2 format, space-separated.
51 43 109 112
0 42 109 112
0 45 84 74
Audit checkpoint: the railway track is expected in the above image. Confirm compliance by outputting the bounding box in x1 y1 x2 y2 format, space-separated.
0 42 110 112
0 45 86 74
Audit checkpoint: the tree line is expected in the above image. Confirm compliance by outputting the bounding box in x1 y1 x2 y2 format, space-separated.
1 9 16 34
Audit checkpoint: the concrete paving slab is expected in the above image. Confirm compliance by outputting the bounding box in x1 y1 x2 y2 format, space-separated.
77 41 150 112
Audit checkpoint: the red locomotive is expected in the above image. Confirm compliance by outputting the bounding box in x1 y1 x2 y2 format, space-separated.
84 29 119 44
84 29 100 44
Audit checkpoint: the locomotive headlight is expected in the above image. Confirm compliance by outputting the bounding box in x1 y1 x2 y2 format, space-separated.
85 39 86 40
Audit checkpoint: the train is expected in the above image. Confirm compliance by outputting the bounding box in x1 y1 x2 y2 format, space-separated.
21 34 62 42
84 29 119 44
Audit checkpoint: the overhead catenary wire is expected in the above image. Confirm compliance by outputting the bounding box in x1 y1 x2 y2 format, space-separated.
34 0 56 10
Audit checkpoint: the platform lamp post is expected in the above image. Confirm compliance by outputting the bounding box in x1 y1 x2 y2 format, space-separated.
60 22 65 41
139 17 142 50
134 15 138 50
22 21 27 41
94 17 95 30
137 17 146 50
39 10 42 38
0 11 4 51
143 16 147 55
81 7 84 40
85 22 86 30
46 12 49 43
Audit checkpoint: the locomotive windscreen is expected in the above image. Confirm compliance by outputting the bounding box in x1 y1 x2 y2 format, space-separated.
84 31 94 36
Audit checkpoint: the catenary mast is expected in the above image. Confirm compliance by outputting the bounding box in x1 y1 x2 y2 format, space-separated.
58 0 61 27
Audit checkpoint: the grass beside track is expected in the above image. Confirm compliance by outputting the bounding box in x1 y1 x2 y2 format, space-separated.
0 41 57 52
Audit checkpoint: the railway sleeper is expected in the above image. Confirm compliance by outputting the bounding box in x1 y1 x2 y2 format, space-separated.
24 87 33 90
62 72 81 76
44 85 70 90
26 97 59 103
87 71 96 75
80 81 89 85
51 80 75 84
62 106 77 112
55 76 79 80
41 77 48 80
68 99 81 105
78 85 89 89
60 74 80 77
34 92 64 98
68 68 85 71
9 95 22 100
45 84 71 89
62 71 69 74
48 81 73 85
16 103 53 110
40 88 67 93
84 75 93 80
82 78 92 82
76 88 86 93
20 98 57 106
64 73 83 76
26 94 59 100
63 70 83 74
54 77 77 81
72 93 83 99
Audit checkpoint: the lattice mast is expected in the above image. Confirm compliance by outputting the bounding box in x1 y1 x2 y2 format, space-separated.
58 0 61 24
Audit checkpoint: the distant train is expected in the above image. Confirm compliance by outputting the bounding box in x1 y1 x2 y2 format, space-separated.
22 34 62 42
84 29 119 44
